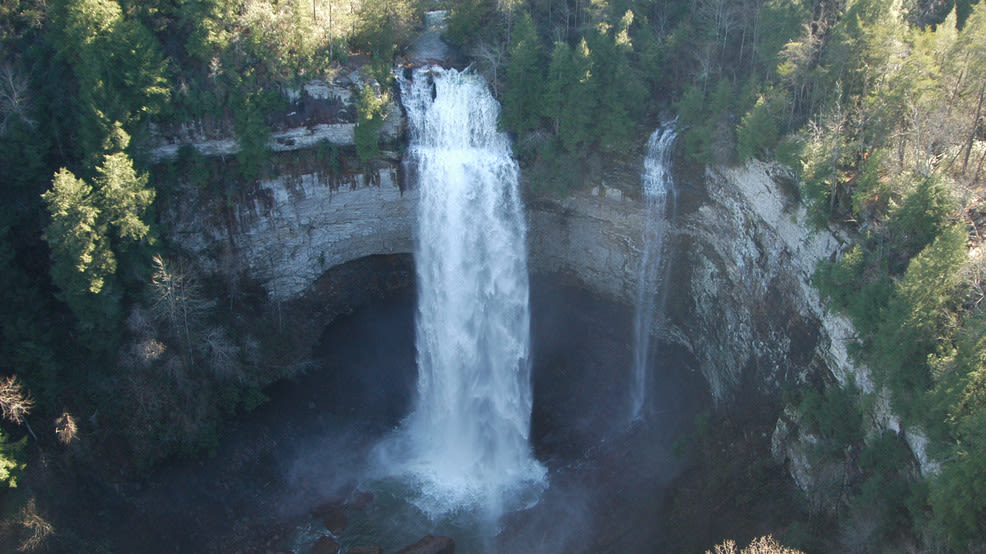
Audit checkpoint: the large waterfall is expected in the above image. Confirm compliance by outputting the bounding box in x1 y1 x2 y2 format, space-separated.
630 125 678 420
385 66 545 518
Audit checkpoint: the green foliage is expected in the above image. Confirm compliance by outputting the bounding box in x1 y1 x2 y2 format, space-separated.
871 224 966 412
445 0 495 48
543 40 574 133
736 89 785 161
98 155 155 244
818 222 966 424
501 12 544 135
758 0 812 70
849 149 891 220
355 85 389 164
798 384 864 446
525 138 587 193
0 430 26 488
50 0 169 161
351 0 418 59
801 14 986 531
888 179 957 265
238 0 337 82
675 79 738 163
559 37 597 153
42 168 116 299
814 243 892 332
930 438 986 545
41 142 155 346
0 226 65 408
798 106 854 226
852 431 925 545
929 312 986 544
232 87 278 182
589 11 647 154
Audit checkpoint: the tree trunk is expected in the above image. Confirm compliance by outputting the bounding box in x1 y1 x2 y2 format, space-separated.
961 82 985 176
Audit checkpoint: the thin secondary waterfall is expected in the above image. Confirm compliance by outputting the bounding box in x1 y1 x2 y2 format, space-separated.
390 66 545 517
630 124 678 420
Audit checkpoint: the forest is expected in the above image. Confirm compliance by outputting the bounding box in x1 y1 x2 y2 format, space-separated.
1 0 986 551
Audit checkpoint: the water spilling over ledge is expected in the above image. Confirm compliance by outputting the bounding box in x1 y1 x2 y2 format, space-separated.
372 66 546 520
631 124 678 420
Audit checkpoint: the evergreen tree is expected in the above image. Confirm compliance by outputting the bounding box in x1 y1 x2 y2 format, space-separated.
501 12 544 135
49 0 169 161
591 10 647 153
41 131 154 344
558 37 597 153
544 40 574 134
42 168 116 303
355 85 389 164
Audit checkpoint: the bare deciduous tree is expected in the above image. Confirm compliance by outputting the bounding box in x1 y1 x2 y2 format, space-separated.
151 255 211 354
708 535 804 554
200 326 242 382
0 376 33 425
0 63 36 137
17 499 53 553
473 41 507 96
54 412 78 445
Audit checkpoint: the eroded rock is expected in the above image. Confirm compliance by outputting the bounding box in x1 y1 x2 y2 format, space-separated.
395 534 455 554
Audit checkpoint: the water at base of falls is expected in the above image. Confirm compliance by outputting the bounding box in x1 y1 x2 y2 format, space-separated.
371 66 546 521
630 124 678 421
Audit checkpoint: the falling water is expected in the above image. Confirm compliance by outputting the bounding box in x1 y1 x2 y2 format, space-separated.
630 124 678 420
385 66 545 518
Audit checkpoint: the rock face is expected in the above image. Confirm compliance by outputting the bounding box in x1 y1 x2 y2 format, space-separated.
165 165 415 301
527 185 646 301
161 125 936 499
148 75 404 163
164 151 848 401
673 162 845 402
527 162 846 405
395 535 455 554
309 535 340 554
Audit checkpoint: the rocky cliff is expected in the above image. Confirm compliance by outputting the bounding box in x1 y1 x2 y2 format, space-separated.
156 94 935 500
161 138 846 399
165 163 415 301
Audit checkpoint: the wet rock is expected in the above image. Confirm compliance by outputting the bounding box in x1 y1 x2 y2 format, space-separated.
309 535 340 554
346 491 374 510
395 535 455 554
321 507 348 535
349 546 384 554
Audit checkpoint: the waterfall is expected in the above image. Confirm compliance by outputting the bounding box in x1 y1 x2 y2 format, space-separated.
630 124 678 420
388 66 545 518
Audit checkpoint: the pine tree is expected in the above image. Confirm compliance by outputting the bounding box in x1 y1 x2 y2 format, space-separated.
501 12 544 135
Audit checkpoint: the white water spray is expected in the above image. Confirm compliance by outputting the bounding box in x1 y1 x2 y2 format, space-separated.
630 124 678 420
382 66 545 518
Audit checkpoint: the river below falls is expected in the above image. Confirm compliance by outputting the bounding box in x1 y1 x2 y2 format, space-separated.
63 276 709 553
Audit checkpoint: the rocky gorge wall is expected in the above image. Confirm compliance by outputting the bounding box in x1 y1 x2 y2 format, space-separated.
163 137 852 400
160 130 848 401
527 161 849 404
157 91 936 500
164 163 416 301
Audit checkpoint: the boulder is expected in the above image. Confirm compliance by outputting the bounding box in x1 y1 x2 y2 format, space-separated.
346 491 375 511
320 507 348 536
395 535 455 554
309 536 340 554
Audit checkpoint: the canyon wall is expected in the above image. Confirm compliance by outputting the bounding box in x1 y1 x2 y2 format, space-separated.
157 101 935 495
163 145 846 402
164 163 415 301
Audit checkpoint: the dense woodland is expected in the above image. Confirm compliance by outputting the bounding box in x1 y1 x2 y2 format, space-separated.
1 0 986 551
